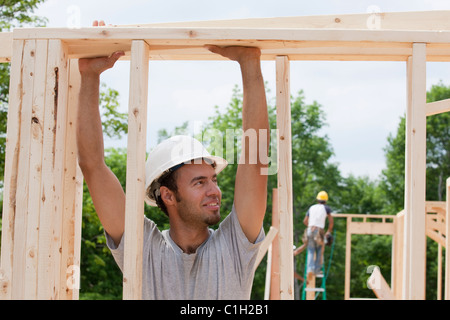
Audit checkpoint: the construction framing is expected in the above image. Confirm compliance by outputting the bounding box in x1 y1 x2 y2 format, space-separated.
0 11 449 300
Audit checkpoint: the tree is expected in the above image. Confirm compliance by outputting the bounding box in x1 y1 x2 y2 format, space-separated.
379 81 449 209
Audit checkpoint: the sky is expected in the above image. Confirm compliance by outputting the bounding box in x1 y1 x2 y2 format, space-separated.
33 0 450 180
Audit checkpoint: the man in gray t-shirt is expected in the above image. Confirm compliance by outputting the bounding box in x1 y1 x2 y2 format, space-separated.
106 205 264 299
77 23 269 300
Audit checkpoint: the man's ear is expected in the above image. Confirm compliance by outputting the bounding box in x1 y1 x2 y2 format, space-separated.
160 186 176 206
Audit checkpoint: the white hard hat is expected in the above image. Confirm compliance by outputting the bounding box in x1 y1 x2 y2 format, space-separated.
145 135 228 206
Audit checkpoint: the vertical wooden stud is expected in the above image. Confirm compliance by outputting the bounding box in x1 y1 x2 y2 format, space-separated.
275 56 294 300
445 177 450 300
0 39 25 300
23 39 48 299
123 40 149 300
11 39 36 299
37 39 69 299
270 188 280 300
59 59 83 300
344 216 351 299
403 42 427 300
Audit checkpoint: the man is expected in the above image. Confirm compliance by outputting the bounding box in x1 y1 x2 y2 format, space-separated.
77 21 269 299
303 191 333 277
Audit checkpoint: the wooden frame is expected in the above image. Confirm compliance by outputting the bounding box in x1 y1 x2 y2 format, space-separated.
0 10 449 300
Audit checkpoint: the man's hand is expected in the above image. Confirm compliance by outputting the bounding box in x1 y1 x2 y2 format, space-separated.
78 20 124 77
205 45 261 64
78 51 124 77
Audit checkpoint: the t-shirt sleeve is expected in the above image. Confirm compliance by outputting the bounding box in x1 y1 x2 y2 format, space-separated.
325 205 332 215
105 217 158 273
216 204 265 286
105 229 125 272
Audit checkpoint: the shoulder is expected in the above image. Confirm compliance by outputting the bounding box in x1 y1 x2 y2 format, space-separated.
216 204 264 246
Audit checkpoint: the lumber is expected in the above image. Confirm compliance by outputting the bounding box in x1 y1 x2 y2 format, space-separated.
368 266 396 300
0 32 12 62
122 40 150 300
36 39 69 299
12 39 36 299
426 98 450 116
59 59 84 299
276 56 294 300
254 227 278 272
446 178 450 300
117 11 450 31
9 26 450 62
403 43 427 300
24 39 48 299
0 39 25 300
270 188 280 300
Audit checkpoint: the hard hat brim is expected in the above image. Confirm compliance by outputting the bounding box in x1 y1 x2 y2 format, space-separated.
144 155 228 207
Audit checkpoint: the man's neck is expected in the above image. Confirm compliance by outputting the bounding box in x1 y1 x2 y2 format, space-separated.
168 226 210 254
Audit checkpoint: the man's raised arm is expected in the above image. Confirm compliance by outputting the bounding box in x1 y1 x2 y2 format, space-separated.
77 49 126 246
206 46 269 243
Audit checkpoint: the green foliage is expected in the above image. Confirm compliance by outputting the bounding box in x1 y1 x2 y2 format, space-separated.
0 0 48 31
99 83 128 139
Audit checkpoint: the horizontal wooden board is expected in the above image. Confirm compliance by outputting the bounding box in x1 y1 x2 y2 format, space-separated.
2 11 450 61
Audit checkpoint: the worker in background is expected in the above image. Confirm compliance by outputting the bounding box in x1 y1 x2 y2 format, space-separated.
76 21 269 299
303 191 334 277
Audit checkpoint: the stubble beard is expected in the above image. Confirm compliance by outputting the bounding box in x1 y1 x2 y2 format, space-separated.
176 193 221 227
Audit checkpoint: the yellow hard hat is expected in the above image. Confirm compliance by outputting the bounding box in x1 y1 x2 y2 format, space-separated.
316 191 328 201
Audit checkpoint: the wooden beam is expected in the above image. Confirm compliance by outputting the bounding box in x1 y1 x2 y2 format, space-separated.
117 11 450 31
10 26 450 62
13 25 450 44
254 227 278 272
426 98 450 116
0 32 12 62
122 40 150 300
367 266 396 300
276 56 294 300
403 43 427 300
348 221 395 235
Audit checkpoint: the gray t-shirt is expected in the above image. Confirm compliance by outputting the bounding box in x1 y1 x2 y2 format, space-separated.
106 205 265 300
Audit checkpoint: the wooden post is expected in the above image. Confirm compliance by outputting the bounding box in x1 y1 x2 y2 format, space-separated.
445 177 450 300
37 39 70 299
344 216 352 299
403 43 427 300
306 272 316 300
122 40 150 300
0 39 25 300
59 59 84 300
392 211 405 299
0 39 82 299
275 56 294 300
270 188 280 300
